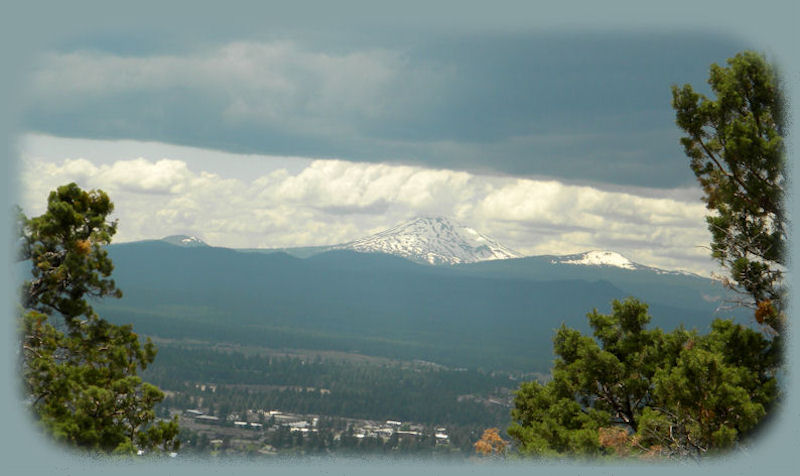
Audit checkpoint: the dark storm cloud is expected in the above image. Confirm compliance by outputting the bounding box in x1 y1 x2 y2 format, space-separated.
21 30 746 188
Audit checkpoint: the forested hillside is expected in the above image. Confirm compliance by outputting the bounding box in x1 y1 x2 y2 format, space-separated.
98 243 732 372
145 344 515 427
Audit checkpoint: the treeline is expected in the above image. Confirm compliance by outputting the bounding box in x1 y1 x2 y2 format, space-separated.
100 302 547 372
145 345 515 427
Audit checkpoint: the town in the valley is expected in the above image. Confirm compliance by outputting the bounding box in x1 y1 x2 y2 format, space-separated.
169 395 473 457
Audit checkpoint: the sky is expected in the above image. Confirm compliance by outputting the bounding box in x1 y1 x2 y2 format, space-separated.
14 29 754 276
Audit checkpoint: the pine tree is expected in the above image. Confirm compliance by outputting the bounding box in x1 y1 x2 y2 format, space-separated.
507 299 778 458
671 50 786 333
17 183 180 454
509 50 785 460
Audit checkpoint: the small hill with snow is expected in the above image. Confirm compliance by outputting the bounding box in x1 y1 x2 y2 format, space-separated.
552 250 638 270
548 250 699 277
161 235 208 248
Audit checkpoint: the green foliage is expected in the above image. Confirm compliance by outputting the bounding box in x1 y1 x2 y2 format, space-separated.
637 319 778 455
671 51 786 333
510 51 785 460
18 183 179 454
508 298 778 458
17 184 120 323
147 346 512 427
508 379 609 457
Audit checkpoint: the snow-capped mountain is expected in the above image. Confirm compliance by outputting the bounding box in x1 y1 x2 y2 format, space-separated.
552 250 638 270
338 216 522 265
550 250 700 277
236 219 701 276
161 234 208 247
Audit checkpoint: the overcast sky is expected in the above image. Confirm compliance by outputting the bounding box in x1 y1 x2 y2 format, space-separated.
15 29 752 275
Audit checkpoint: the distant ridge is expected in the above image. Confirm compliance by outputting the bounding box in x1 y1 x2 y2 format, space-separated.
161 235 208 248
553 250 637 269
549 250 701 277
233 217 699 276
103 235 734 372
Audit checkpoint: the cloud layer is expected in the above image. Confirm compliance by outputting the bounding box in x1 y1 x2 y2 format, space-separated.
31 42 442 136
19 142 717 275
21 33 746 188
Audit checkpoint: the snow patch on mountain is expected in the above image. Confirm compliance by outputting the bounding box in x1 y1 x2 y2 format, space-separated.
162 235 208 247
554 250 637 270
339 216 521 265
549 250 703 277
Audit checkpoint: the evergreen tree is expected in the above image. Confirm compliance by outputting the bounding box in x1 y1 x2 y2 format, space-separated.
671 51 786 333
507 298 778 458
17 183 179 454
509 50 785 460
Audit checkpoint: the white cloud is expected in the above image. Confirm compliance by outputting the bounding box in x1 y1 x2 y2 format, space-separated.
18 144 717 275
101 158 193 194
28 157 192 195
267 160 476 214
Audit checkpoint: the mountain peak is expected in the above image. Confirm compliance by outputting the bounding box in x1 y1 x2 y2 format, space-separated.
338 216 521 265
162 235 209 247
551 250 637 270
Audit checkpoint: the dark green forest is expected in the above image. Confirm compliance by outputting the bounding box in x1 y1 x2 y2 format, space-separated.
147 344 514 427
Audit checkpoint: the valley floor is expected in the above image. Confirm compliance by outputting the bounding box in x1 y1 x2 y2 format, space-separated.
144 340 523 457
